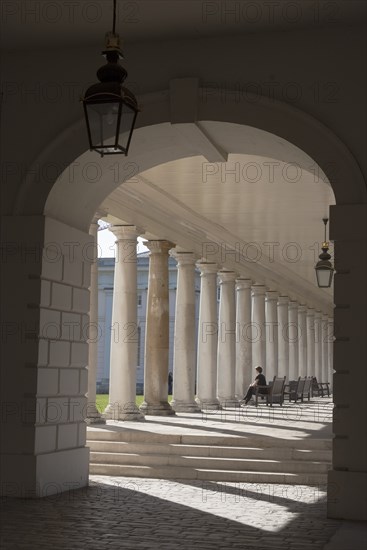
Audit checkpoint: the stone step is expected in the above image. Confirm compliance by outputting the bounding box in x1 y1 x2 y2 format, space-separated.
90 451 330 474
89 463 328 485
87 440 331 462
87 428 332 450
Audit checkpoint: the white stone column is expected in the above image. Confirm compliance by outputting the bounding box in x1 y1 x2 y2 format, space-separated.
288 301 299 380
196 262 220 410
86 219 105 423
140 240 175 416
265 290 279 381
314 310 323 381
251 284 266 370
170 250 200 413
306 308 316 377
105 226 143 421
277 295 289 379
322 314 329 382
235 278 252 399
327 317 334 391
298 305 307 377
217 271 237 406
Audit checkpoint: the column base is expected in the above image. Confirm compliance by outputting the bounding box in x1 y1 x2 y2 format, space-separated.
86 415 106 425
170 400 201 413
218 397 239 408
195 397 221 411
104 402 145 421
86 403 106 424
139 401 176 416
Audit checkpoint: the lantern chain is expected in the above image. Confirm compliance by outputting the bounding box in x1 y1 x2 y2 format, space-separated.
113 0 117 34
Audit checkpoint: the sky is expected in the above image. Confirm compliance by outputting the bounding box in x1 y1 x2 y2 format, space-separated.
97 227 148 258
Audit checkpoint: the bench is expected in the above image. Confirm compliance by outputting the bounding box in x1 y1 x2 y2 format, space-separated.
301 377 313 401
255 376 286 407
284 377 313 403
312 376 330 397
284 377 304 403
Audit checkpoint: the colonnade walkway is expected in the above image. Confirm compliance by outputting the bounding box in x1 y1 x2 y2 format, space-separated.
2 398 366 549
88 398 334 485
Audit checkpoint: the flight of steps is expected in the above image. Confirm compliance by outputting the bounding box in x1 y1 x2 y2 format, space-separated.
87 428 332 485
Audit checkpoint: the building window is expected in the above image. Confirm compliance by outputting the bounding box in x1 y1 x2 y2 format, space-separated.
137 326 141 365
137 293 142 306
217 286 221 301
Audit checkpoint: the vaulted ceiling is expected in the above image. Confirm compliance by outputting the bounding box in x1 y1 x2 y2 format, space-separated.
2 0 365 51
99 122 335 312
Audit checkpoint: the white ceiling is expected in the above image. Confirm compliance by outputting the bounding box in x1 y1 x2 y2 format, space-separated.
2 0 365 51
100 121 335 311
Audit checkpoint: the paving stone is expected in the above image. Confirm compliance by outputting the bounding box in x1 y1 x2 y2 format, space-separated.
2 400 366 550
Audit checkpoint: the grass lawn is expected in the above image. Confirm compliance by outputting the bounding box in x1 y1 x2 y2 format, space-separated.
96 394 172 413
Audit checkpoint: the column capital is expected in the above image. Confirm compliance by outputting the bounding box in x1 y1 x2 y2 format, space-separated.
288 300 299 310
235 278 252 291
91 211 104 225
277 295 289 306
169 249 197 266
218 270 236 284
265 290 279 302
314 310 322 319
109 225 142 241
298 304 307 313
307 307 315 316
196 261 218 276
322 313 329 321
251 284 266 296
146 240 175 254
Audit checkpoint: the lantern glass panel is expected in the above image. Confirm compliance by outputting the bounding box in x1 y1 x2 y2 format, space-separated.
316 267 333 288
86 100 121 153
119 102 137 152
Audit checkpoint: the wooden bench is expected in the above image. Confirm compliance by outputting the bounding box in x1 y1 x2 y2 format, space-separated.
254 376 286 407
301 377 313 401
284 377 303 403
284 377 313 403
312 376 330 397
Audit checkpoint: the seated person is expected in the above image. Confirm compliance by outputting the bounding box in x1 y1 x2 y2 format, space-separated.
242 366 267 405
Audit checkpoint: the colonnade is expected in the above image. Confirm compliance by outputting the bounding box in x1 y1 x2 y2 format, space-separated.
87 225 334 420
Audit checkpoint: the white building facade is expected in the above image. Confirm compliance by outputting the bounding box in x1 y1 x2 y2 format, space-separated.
96 254 201 394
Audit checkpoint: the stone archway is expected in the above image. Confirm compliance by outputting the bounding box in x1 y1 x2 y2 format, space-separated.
5 80 366 520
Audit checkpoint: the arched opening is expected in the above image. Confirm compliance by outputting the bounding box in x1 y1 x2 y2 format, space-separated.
6 85 366 522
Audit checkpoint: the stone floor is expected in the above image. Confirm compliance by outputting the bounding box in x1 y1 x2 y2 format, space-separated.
1 399 366 549
1 476 366 549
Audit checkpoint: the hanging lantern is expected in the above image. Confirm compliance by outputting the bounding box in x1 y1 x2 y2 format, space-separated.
315 218 334 288
82 1 139 156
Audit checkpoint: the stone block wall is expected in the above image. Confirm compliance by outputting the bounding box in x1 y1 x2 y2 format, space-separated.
0 215 92 497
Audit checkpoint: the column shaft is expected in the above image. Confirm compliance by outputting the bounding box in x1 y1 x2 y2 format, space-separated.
322 314 329 382
265 291 279 381
140 240 175 416
314 311 323 381
235 279 252 399
196 263 220 410
288 301 299 380
298 305 307 377
86 220 105 423
251 285 266 370
277 296 289 379
306 308 316 377
105 226 143 420
328 318 334 392
217 271 237 406
170 251 199 412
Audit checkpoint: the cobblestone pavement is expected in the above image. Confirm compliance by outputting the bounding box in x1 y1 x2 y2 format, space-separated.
2 475 361 550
